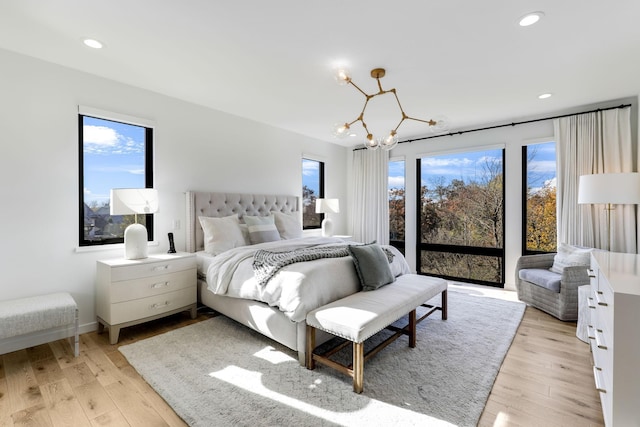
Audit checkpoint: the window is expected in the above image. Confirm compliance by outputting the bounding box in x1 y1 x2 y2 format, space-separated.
522 141 557 254
389 159 405 254
417 148 505 287
302 158 324 229
79 110 154 246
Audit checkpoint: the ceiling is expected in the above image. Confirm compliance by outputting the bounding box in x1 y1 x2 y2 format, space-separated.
1 1 639 147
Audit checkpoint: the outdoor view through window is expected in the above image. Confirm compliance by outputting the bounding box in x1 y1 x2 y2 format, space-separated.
80 115 152 245
418 148 505 286
524 141 557 253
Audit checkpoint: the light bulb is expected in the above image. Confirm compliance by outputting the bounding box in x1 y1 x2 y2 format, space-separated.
380 131 398 150
332 123 351 138
334 68 351 86
364 134 379 150
431 115 450 134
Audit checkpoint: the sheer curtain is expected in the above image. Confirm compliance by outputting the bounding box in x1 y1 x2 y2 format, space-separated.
554 107 636 252
350 148 389 244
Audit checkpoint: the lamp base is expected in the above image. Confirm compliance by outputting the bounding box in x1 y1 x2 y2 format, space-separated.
124 223 149 259
321 218 333 237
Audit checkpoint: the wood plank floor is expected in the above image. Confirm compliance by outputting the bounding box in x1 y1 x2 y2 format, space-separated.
0 304 604 426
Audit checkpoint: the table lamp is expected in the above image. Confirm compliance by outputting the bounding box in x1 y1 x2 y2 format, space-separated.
110 188 158 259
315 198 340 237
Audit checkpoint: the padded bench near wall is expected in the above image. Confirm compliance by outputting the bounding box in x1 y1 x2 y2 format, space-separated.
306 274 448 393
0 293 79 356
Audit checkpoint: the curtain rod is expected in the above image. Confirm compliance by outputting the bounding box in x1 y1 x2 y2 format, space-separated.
352 103 632 151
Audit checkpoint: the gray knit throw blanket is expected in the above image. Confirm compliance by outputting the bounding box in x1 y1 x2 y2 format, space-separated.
252 244 394 286
253 245 350 286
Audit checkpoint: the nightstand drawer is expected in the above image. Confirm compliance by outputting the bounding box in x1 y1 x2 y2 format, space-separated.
110 269 196 303
109 287 196 324
109 256 196 282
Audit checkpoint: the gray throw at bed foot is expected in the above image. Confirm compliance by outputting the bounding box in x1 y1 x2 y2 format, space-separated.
119 289 525 427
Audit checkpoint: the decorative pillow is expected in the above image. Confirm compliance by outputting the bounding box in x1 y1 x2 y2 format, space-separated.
244 214 281 244
199 215 247 255
549 242 593 274
347 243 395 291
273 211 302 240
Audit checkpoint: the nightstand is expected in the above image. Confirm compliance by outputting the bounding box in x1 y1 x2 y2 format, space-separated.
96 252 197 344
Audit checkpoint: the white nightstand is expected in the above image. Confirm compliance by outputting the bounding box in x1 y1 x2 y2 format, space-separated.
96 252 197 344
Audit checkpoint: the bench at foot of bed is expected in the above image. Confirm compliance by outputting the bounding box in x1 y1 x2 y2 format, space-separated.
305 274 447 393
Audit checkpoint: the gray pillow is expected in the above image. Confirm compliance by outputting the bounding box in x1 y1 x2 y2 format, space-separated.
348 244 395 291
244 214 281 244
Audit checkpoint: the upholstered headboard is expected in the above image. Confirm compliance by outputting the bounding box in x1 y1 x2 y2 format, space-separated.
186 191 299 252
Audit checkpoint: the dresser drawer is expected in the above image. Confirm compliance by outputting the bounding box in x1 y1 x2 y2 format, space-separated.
109 287 196 324
110 269 196 303
109 256 196 282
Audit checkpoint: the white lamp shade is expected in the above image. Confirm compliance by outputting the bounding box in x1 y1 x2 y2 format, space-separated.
315 198 340 214
110 188 159 215
578 173 640 205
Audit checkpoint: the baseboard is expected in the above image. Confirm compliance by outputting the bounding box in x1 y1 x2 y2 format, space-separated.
0 321 97 355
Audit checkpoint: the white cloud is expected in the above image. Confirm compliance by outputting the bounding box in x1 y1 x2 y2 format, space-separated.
84 125 119 145
528 160 556 173
388 176 405 188
83 125 144 155
302 159 319 176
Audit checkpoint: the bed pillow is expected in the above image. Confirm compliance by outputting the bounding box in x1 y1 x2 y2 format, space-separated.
549 242 593 274
273 211 303 239
199 215 247 255
347 243 395 291
244 214 281 244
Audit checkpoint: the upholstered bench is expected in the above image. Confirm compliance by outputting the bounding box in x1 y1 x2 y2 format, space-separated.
0 292 79 356
305 274 447 393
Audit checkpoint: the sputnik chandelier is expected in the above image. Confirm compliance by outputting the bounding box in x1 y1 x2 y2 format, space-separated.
332 67 448 150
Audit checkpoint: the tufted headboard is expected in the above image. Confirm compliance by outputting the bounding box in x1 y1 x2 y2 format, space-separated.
186 191 299 252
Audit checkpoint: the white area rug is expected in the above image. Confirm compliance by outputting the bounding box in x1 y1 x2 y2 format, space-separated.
119 289 525 426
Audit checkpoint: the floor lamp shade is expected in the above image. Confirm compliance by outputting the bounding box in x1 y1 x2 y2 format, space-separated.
578 173 640 205
315 198 340 237
110 188 159 259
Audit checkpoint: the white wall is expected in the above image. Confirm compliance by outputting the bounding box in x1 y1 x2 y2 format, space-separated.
363 97 638 290
0 48 349 348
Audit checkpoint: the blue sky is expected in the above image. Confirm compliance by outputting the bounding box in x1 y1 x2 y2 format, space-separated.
388 141 556 191
302 158 320 197
83 117 146 206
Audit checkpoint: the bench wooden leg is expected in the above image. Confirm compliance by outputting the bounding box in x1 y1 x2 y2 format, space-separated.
408 309 416 348
442 289 448 320
306 324 316 369
353 341 364 393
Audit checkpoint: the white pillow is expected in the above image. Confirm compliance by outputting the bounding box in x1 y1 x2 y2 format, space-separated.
199 215 247 255
244 214 281 244
549 243 593 274
273 211 302 239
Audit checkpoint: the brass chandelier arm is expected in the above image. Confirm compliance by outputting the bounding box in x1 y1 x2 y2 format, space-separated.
405 116 437 126
348 80 371 98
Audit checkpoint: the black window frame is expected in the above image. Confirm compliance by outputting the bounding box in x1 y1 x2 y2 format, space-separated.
78 114 154 247
302 158 325 230
415 149 506 287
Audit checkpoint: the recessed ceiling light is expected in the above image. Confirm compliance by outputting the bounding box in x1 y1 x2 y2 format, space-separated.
518 12 544 27
538 93 552 99
83 38 104 49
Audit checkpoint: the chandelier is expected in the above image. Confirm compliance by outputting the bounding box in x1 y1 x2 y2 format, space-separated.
332 67 448 150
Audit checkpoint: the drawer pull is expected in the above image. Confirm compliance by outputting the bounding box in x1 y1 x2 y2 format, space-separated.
153 265 171 272
151 282 169 289
594 329 607 350
151 301 170 309
587 269 596 278
587 325 596 340
593 366 607 393
587 297 596 309
594 291 608 306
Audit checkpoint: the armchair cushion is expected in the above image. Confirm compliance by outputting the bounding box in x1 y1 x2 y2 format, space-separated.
549 243 593 274
518 269 561 293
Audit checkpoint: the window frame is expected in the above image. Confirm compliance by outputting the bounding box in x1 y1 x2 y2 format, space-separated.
521 141 557 255
78 107 155 247
302 157 325 230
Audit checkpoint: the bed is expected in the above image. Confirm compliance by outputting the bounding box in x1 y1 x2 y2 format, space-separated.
185 191 410 364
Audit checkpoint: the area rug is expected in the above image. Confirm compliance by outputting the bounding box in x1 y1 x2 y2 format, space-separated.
119 289 525 427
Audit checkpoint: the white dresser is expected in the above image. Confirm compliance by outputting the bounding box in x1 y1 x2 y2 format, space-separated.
588 251 640 426
96 252 197 344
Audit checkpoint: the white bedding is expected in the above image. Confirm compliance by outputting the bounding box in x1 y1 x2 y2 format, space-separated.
203 236 410 322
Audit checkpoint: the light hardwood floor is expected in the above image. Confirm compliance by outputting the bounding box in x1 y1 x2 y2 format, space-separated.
0 301 604 426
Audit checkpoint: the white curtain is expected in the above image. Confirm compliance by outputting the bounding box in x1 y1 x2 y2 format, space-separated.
350 148 389 244
554 107 636 252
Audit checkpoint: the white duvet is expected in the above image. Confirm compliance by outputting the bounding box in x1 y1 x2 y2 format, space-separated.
205 236 410 322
